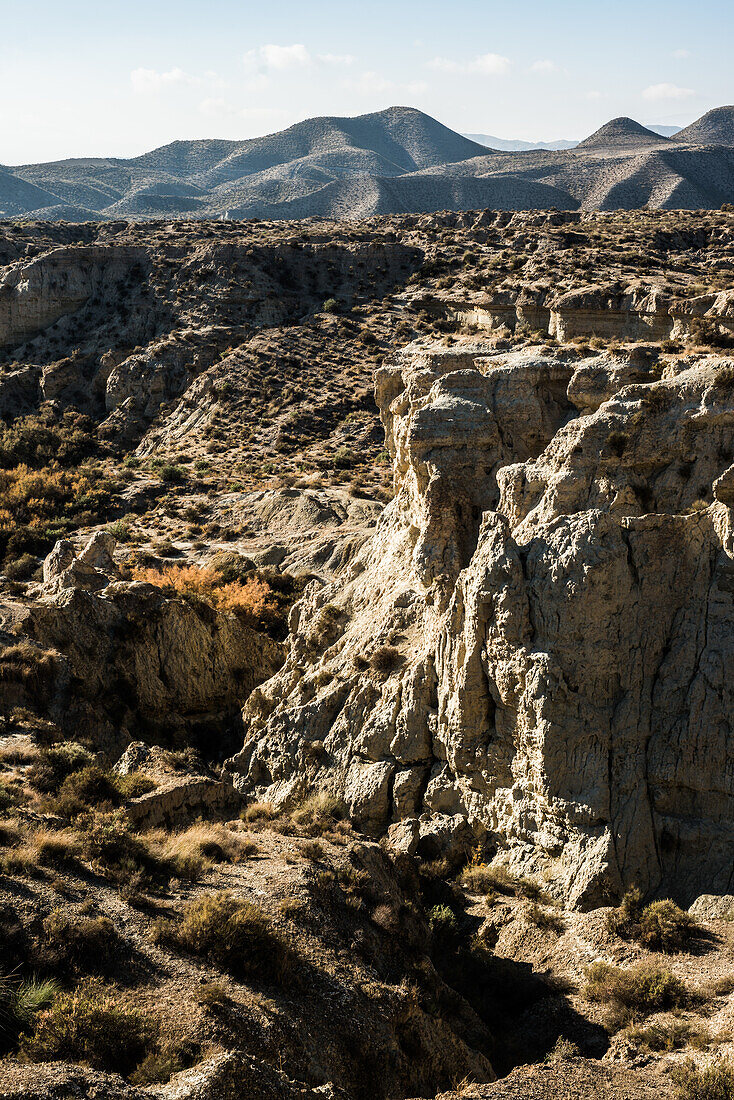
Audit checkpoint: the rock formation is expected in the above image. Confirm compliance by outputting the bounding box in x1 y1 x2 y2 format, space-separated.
12 535 284 756
226 342 734 908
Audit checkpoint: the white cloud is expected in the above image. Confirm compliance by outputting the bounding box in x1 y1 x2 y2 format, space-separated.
530 59 562 74
317 53 355 66
428 52 511 76
198 98 289 125
344 71 428 96
130 67 197 94
642 82 695 101
672 48 691 59
244 44 311 70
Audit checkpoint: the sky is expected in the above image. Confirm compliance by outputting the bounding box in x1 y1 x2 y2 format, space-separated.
1 0 732 164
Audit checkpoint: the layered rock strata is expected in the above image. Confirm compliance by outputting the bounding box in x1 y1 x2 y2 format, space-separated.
226 341 734 908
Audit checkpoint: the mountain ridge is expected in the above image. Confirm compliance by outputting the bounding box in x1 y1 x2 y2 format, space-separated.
2 105 733 221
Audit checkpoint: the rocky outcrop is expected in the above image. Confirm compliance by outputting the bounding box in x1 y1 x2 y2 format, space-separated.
0 244 149 349
226 341 734 908
447 281 734 344
115 741 242 828
17 536 284 756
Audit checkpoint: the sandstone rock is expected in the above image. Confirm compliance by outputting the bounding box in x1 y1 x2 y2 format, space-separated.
688 894 734 920
23 538 284 756
227 341 734 907
126 775 241 829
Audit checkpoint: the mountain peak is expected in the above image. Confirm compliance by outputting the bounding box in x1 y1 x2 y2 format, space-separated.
578 116 670 150
677 106 734 146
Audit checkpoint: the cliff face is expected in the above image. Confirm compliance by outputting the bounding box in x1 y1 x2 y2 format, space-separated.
226 341 734 909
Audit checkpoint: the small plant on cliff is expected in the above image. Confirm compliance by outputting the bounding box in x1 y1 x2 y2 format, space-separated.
607 888 698 953
152 892 293 983
369 645 402 675
585 960 689 1030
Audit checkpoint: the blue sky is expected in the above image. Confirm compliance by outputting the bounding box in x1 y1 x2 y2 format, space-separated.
1 0 732 163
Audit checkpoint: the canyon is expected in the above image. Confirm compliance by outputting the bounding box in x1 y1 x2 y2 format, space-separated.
2 209 734 1098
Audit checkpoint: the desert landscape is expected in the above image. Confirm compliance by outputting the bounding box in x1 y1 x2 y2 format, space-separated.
4 0 734 1085
1 197 734 1099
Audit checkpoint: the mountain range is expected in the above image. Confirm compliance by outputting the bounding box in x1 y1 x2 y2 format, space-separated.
2 105 733 221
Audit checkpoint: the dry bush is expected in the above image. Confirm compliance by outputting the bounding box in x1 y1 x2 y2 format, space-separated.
152 822 257 872
1 827 81 875
585 960 690 1030
607 888 699 953
130 564 289 635
41 908 117 970
153 892 293 982
460 860 550 903
0 643 57 691
369 645 402 674
0 464 113 564
674 1058 734 1100
18 981 153 1077
624 1018 711 1052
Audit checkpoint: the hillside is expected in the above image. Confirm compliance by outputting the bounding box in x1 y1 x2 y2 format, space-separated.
677 104 734 145
2 106 734 223
575 116 671 151
3 210 734 1098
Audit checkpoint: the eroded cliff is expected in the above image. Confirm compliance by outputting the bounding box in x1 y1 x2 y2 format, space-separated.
226 342 734 908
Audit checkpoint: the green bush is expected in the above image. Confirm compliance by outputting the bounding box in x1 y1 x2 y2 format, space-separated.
322 298 338 314
3 553 38 581
607 888 698 953
585 960 689 1030
18 982 153 1076
28 743 95 794
674 1058 734 1100
428 904 461 948
153 892 292 982
42 909 117 970
0 974 59 1035
0 410 95 470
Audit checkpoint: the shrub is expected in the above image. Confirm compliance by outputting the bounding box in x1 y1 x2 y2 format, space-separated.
155 823 256 872
129 563 297 638
18 982 153 1076
194 982 229 1009
0 410 95 470
322 298 338 314
428 904 461 948
369 645 402 675
526 903 565 933
0 974 59 1034
3 553 38 580
674 1059 734 1100
0 464 113 564
607 888 698 953
159 465 185 484
28 743 95 794
42 909 117 970
625 1018 710 1052
76 811 181 887
585 960 689 1030
152 892 293 983
0 643 57 694
292 791 346 832
460 860 550 903
1 828 81 875
51 766 123 816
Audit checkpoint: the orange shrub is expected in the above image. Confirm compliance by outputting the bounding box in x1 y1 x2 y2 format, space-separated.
130 565 283 633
